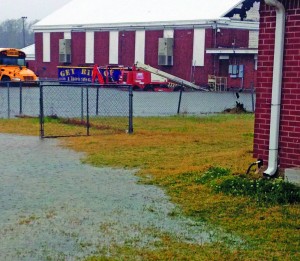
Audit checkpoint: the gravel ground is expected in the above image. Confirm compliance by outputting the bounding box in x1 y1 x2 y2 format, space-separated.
0 134 239 260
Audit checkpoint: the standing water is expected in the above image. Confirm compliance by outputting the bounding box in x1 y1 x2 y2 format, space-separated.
0 134 240 260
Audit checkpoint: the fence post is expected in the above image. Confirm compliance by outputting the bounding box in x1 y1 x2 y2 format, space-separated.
128 86 133 134
177 85 183 114
96 85 99 115
81 86 84 123
86 85 90 136
19 81 23 115
39 82 44 138
7 82 10 119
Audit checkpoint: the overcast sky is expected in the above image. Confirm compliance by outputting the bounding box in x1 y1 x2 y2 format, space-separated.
0 0 72 22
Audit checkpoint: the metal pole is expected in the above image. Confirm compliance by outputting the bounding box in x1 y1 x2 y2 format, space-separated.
21 16 27 47
177 85 183 114
7 82 10 119
96 86 99 115
128 86 133 134
39 82 44 138
81 86 84 123
86 86 90 136
19 81 23 115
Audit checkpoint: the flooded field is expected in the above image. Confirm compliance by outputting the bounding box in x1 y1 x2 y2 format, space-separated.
0 134 240 260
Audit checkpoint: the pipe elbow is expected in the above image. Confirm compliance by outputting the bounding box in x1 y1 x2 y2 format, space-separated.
264 0 285 11
263 166 278 178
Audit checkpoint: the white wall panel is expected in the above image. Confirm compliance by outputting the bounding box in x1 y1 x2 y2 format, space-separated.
135 30 145 63
43 32 50 62
85 31 94 64
192 28 205 66
249 30 259 48
109 31 119 64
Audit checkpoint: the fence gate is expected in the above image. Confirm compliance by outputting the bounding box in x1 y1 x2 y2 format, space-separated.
39 82 133 138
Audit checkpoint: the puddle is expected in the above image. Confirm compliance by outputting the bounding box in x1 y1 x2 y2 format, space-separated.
0 134 239 260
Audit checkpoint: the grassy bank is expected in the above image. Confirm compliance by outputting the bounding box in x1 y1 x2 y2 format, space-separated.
1 114 299 260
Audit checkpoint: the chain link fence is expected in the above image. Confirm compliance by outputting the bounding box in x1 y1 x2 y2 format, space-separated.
0 83 40 118
39 82 132 138
0 81 255 137
132 89 255 117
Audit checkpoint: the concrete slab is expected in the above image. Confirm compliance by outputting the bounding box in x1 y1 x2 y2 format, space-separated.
285 168 300 185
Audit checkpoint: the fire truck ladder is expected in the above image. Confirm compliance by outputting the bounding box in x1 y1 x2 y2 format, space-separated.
135 61 207 91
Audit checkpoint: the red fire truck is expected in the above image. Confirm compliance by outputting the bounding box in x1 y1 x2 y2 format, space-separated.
92 64 175 91
91 62 205 91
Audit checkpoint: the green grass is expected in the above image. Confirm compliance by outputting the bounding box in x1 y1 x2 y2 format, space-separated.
0 114 299 260
195 167 300 205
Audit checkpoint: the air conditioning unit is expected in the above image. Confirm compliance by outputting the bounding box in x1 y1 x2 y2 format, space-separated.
158 55 173 66
158 38 173 66
59 39 71 63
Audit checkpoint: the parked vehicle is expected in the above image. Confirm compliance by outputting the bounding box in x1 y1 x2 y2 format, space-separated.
58 62 207 91
91 64 175 91
0 48 39 85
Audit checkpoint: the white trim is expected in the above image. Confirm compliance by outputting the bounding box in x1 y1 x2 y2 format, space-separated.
193 28 205 66
85 31 94 64
43 32 50 62
206 48 258 54
249 30 259 48
109 31 119 64
135 30 145 63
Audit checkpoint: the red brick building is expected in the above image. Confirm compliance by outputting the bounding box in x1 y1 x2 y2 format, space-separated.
32 0 259 89
254 0 300 179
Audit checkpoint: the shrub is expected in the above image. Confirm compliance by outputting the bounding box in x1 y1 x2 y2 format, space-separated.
198 167 300 205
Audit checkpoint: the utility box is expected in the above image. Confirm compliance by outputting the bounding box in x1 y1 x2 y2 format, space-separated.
229 64 244 78
59 39 71 63
158 38 173 66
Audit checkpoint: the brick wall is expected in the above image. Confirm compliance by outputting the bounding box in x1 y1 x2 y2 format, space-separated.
254 0 300 168
94 32 109 65
118 31 135 66
33 27 256 87
34 32 64 79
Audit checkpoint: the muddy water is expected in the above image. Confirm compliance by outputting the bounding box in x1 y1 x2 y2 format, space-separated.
0 134 238 260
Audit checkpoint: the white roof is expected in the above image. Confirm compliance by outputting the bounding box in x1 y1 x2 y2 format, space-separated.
21 44 35 60
34 0 242 29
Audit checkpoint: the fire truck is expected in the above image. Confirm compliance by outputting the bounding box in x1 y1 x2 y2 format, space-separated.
58 62 207 91
91 64 173 91
91 62 206 91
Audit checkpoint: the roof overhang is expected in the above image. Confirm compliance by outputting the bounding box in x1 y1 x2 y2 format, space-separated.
32 18 259 33
206 48 258 54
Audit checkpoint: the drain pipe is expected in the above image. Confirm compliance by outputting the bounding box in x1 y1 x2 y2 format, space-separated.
263 0 285 177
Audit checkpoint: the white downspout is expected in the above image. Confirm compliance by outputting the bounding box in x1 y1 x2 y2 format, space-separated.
263 0 285 177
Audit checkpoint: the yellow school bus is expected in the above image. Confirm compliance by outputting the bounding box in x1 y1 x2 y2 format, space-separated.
0 48 38 84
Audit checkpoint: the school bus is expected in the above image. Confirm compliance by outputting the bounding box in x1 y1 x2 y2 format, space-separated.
0 48 38 85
